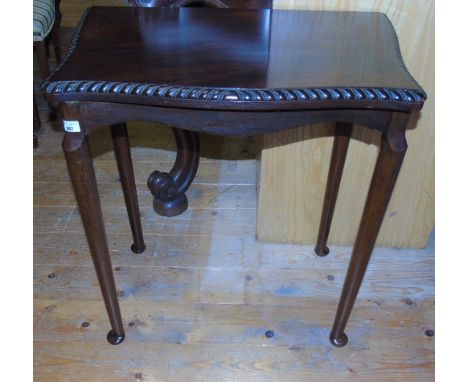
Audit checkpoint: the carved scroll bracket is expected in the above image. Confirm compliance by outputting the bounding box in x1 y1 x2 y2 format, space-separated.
147 128 200 216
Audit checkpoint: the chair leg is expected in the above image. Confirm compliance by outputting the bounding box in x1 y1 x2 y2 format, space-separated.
53 0 62 64
33 40 56 120
45 38 51 58
33 94 41 148
111 123 146 254
34 40 50 79
51 22 62 64
315 122 352 256
63 131 125 345
329 112 409 347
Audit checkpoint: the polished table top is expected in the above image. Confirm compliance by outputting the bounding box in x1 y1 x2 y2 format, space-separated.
43 6 425 111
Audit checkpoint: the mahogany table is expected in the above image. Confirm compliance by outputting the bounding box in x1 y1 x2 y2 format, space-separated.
41 6 426 347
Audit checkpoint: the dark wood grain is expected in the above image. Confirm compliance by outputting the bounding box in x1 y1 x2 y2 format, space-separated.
128 0 272 8
42 7 425 111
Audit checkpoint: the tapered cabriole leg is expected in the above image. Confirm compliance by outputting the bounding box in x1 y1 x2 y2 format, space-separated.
147 128 200 217
329 113 409 347
63 131 125 345
315 122 352 256
111 123 146 254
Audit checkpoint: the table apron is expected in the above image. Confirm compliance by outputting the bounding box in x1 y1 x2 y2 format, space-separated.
60 101 395 136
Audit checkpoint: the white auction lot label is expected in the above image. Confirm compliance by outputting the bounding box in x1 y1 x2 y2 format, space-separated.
63 120 81 132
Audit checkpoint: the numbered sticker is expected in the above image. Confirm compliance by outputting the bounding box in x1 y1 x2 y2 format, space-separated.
63 120 81 133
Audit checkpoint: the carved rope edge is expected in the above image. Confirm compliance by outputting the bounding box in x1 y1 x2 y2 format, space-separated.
42 80 426 104
41 7 427 105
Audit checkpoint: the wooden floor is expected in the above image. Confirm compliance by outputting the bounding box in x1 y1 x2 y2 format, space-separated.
33 27 435 381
